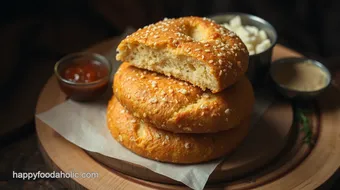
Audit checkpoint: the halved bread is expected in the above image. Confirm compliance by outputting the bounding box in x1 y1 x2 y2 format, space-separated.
116 16 249 93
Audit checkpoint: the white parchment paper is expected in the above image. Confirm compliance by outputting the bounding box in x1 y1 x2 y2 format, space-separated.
36 31 275 190
36 88 273 190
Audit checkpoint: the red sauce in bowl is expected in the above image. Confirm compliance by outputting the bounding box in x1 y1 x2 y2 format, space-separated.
62 60 108 83
55 53 111 101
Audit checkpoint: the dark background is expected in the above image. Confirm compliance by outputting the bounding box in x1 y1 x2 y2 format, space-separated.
0 0 340 189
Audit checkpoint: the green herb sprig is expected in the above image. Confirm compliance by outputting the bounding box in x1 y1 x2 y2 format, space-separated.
295 108 315 147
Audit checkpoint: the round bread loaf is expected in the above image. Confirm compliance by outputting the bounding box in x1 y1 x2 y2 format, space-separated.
107 96 250 164
113 62 254 133
116 16 249 93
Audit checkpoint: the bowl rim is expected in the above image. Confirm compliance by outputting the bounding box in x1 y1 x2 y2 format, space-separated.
269 57 332 94
54 52 112 86
209 12 278 56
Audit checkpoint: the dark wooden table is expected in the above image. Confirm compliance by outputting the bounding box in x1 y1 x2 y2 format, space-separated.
0 128 65 189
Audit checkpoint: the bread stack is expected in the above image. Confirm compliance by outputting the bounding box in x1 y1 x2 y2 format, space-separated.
107 16 255 164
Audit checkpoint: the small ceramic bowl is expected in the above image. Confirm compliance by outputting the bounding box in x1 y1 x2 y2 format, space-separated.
269 57 331 100
54 52 112 101
210 13 278 86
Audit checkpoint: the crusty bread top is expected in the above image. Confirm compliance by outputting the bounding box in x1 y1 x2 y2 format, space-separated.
113 62 254 133
116 16 249 93
107 96 250 164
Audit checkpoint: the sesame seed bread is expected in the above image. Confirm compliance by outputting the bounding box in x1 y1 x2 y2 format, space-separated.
107 96 250 164
113 62 254 133
116 16 249 93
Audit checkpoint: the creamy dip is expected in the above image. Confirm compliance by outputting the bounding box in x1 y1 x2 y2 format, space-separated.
271 61 329 92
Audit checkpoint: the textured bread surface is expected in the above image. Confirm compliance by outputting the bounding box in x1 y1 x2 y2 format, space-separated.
114 62 254 133
116 16 249 93
107 96 250 164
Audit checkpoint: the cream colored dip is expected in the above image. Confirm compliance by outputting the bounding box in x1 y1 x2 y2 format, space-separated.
271 61 329 92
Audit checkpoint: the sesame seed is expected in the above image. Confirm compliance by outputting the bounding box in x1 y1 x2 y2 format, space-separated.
165 135 169 140
205 49 211 52
118 135 123 142
185 143 190 149
219 70 223 76
151 81 157 88
202 93 210 98
209 60 214 64
149 98 158 103
143 113 147 117
127 95 131 99
155 133 160 138
204 44 209 47
120 110 125 114
200 104 207 109
195 48 200 51
131 119 136 123
202 55 205 59
179 89 187 95
183 127 192 131
225 109 230 114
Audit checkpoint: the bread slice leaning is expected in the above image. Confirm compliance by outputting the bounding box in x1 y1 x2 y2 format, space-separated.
116 16 249 93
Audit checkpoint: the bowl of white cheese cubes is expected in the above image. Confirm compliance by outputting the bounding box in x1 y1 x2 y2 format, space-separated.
210 13 278 86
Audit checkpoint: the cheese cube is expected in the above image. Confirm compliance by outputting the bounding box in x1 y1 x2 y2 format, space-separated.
245 26 259 36
249 50 255 55
235 26 250 38
222 23 231 30
256 39 271 54
245 43 254 51
258 30 268 41
230 16 242 28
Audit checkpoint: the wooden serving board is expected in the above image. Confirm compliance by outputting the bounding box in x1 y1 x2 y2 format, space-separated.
35 39 340 190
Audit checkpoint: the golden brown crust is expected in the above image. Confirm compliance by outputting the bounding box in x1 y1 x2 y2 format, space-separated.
107 96 250 164
113 62 254 133
116 16 249 93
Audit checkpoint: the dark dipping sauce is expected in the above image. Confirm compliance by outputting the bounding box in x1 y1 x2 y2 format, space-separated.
56 54 111 102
